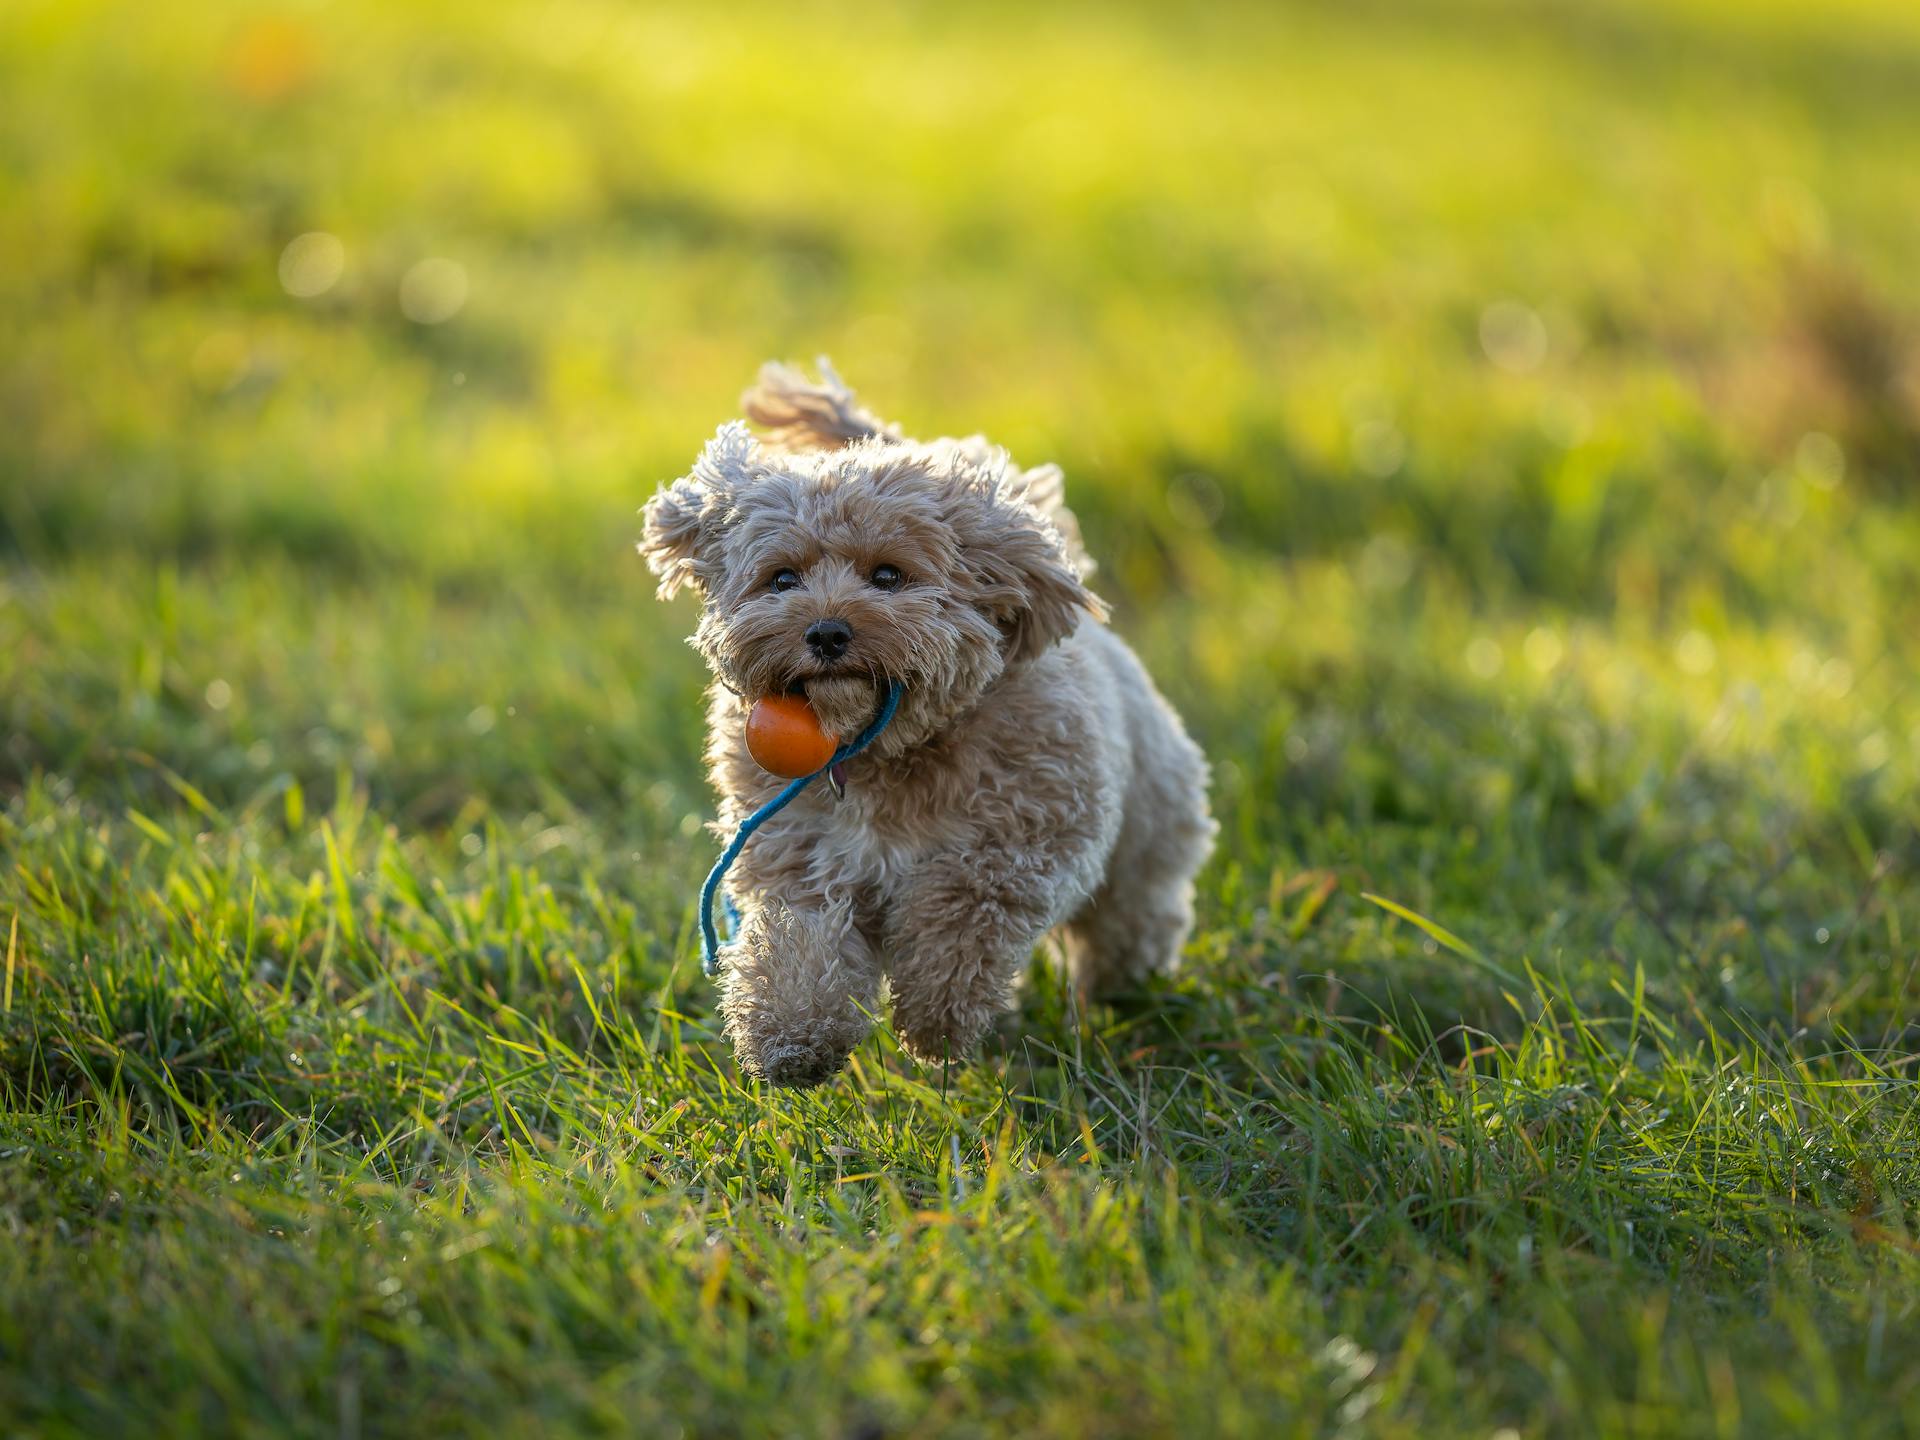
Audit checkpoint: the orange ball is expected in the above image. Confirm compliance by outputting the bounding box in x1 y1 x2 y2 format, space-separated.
745 693 838 778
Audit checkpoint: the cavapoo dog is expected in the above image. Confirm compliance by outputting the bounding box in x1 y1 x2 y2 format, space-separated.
641 362 1214 1085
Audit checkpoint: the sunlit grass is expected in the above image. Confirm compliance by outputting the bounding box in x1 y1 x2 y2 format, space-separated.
3 0 1919 1434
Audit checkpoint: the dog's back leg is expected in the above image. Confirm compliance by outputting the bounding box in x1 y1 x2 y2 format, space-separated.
1061 674 1215 996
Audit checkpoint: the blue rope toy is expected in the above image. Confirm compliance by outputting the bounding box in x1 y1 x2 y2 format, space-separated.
699 680 905 977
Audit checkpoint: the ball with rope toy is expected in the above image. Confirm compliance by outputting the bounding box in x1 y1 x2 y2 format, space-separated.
699 681 905 976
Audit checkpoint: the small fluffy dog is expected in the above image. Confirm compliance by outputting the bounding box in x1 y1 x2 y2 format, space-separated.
641 362 1214 1085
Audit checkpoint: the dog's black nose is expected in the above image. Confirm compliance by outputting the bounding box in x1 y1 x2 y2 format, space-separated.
805 617 853 660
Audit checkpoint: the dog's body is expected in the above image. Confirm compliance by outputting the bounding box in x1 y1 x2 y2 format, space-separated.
642 364 1214 1085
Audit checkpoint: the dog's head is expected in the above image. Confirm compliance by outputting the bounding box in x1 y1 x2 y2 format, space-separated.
640 413 1103 747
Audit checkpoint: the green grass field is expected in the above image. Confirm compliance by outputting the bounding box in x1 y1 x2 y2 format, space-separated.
4 0 1920 1433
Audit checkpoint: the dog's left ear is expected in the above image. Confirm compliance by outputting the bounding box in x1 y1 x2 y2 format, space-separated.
638 422 755 598
952 482 1107 663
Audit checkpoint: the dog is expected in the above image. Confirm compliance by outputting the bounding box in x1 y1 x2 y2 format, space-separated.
640 362 1215 1085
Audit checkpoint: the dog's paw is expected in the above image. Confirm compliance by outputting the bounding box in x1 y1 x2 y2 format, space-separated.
741 1036 851 1089
716 900 878 1088
888 978 1002 1068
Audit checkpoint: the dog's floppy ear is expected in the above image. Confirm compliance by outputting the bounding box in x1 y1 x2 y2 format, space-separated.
950 471 1107 663
638 422 755 598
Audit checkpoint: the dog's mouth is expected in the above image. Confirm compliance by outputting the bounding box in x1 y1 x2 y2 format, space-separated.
765 672 860 704
781 664 864 693
791 670 888 741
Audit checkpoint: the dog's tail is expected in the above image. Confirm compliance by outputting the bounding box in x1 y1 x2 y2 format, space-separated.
742 358 902 452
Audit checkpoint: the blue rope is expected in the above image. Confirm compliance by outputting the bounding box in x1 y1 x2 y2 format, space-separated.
699 680 905 977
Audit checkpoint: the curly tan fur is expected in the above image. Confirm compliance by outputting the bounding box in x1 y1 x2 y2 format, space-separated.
640 362 1215 1085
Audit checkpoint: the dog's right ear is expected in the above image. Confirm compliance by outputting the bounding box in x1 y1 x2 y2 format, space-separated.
638 422 755 599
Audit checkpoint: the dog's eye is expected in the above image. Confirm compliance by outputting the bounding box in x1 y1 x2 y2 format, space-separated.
869 564 903 591
769 569 802 593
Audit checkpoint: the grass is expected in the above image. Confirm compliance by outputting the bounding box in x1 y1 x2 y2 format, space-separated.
4 0 1920 1433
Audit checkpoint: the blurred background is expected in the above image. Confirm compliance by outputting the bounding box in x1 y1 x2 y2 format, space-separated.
5 6 1920 1429
2 0 1917 1022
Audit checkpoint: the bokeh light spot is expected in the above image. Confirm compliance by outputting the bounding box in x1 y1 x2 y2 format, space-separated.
400 258 469 324
1523 627 1564 673
1675 630 1717 676
279 232 344 298
1857 732 1889 769
190 331 251 393
1465 637 1503 678
1796 431 1845 490
1357 534 1412 592
1351 419 1406 478
1480 301 1548 374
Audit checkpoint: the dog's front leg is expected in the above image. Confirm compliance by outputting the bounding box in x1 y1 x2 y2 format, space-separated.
717 896 882 1087
885 850 1057 1064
